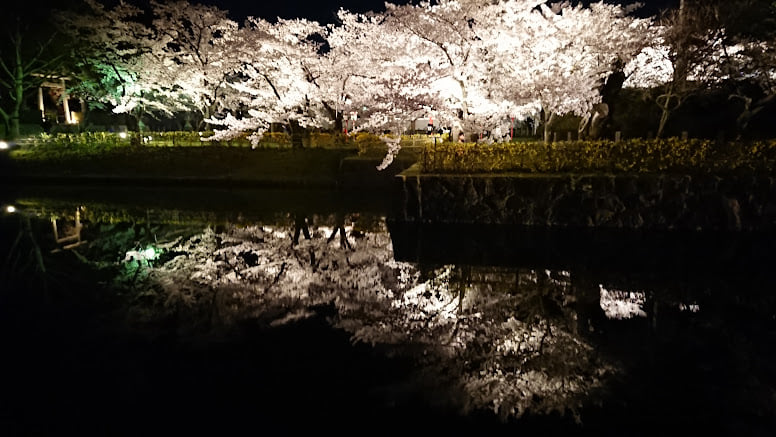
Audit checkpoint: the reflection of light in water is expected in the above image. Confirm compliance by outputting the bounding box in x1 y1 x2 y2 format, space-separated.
599 285 647 320
679 303 700 313
394 266 459 320
124 247 158 262
262 226 287 239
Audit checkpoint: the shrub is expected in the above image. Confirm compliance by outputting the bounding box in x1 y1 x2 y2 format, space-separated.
420 138 776 175
255 132 291 148
353 132 388 155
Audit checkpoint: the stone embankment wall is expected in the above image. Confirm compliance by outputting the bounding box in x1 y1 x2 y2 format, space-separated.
394 165 776 231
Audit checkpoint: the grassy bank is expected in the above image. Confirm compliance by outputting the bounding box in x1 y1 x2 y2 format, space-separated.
0 132 424 187
2 146 355 186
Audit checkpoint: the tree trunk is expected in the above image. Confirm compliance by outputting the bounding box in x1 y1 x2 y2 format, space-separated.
288 119 306 148
656 103 670 139
579 67 625 140
543 111 555 144
8 50 25 139
656 82 680 139
322 102 343 133
1 114 9 138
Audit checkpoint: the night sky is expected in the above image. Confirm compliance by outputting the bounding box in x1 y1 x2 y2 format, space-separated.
5 0 682 25
204 0 411 23
205 0 680 23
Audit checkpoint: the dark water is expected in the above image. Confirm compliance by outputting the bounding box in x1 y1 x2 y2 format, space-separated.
1 186 775 436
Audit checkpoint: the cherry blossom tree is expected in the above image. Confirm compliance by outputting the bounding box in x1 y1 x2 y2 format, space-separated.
205 17 325 146
319 9 439 136
483 1 653 142
335 1 652 146
148 1 240 130
59 0 184 131
58 0 726 148
381 0 499 139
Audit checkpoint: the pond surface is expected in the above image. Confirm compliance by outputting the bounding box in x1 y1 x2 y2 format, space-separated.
1 186 775 435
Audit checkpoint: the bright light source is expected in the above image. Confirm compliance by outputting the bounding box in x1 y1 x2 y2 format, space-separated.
142 247 156 260
123 246 159 263
0 141 8 150
5 205 16 213
118 132 128 139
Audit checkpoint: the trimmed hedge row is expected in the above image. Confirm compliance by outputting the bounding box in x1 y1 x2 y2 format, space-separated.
421 138 776 174
18 130 403 153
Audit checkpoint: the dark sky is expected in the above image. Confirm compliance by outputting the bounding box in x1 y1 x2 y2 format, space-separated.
10 1 680 25
205 0 412 23
207 0 679 23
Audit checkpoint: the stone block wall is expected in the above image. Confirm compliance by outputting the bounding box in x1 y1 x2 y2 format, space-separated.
393 166 776 231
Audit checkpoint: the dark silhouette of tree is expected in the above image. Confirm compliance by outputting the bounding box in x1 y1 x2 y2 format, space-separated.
0 4 63 139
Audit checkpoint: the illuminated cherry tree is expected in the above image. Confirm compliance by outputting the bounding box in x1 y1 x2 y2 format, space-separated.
61 0 733 147
334 1 652 145
205 17 326 145
380 0 503 139
58 0 161 127
321 9 442 135
62 0 246 131
148 1 240 129
481 1 653 142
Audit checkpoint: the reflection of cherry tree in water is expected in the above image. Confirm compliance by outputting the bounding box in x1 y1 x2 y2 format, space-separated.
327 212 353 250
102 216 615 421
335 265 616 421
291 212 311 246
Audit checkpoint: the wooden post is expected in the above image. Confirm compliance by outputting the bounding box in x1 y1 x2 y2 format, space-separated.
567 131 572 142
615 131 622 143
681 131 689 140
552 132 557 143
61 78 72 124
38 87 45 122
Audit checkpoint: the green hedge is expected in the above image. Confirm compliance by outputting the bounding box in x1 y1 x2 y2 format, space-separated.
420 138 776 174
19 131 389 150
17 130 434 154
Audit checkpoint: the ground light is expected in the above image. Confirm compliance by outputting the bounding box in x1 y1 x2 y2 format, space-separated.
5 205 16 213
142 247 157 260
124 246 160 263
0 141 8 150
